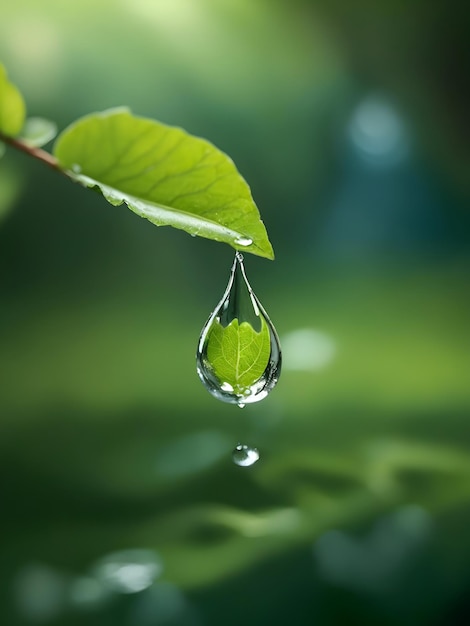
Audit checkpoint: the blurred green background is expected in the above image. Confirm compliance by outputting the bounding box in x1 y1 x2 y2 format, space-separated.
1 1 470 624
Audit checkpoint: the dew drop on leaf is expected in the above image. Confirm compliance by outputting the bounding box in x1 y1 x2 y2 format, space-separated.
232 444 260 467
196 252 281 405
234 236 253 247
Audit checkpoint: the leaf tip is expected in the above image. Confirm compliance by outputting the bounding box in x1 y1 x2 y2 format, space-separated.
233 240 275 261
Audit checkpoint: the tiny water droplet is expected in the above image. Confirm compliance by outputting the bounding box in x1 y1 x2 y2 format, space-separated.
234 236 253 247
71 163 82 174
237 403 245 409
232 444 260 467
196 252 281 405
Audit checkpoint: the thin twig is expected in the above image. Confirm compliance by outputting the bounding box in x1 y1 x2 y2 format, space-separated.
0 131 71 178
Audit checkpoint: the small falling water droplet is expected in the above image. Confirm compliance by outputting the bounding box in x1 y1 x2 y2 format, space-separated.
232 444 260 467
196 252 281 405
234 236 253 247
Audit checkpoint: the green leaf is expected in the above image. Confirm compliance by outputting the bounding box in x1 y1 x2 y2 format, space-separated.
206 318 271 393
53 108 274 259
0 64 26 136
20 117 57 147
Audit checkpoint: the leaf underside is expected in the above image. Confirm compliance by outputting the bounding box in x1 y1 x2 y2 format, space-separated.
53 108 274 259
206 318 271 392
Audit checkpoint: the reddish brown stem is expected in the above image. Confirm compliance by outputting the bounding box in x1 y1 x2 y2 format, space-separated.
0 131 70 177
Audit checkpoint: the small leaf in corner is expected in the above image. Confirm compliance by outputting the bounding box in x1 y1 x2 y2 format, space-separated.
20 117 58 148
0 64 26 137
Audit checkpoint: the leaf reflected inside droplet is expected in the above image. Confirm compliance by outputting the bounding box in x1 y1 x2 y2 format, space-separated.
196 253 281 405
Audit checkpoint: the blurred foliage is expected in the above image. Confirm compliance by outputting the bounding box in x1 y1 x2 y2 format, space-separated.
19 117 57 148
0 1 470 625
0 63 26 135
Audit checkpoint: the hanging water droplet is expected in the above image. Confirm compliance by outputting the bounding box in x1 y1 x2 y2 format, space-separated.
234 236 253 247
196 252 281 405
232 444 260 467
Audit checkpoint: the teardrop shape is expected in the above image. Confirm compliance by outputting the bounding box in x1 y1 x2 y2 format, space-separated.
196 252 281 405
